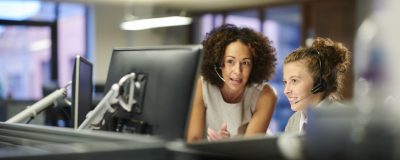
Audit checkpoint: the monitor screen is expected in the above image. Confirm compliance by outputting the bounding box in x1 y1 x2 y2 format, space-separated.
103 45 201 141
71 56 93 129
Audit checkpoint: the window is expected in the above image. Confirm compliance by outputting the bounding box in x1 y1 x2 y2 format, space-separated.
0 0 89 101
264 5 302 132
226 10 260 31
195 13 224 43
58 3 87 87
0 25 51 100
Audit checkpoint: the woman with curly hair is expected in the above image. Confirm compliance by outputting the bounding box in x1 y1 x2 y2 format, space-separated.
283 37 351 133
186 24 277 142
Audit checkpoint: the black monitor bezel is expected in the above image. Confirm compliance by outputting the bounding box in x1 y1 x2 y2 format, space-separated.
71 55 93 129
103 45 202 140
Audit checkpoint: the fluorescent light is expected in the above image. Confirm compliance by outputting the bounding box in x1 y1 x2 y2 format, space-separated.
120 16 192 31
0 1 40 20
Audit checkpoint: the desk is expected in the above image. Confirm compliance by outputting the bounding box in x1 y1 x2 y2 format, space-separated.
0 122 305 160
186 134 304 160
0 122 169 160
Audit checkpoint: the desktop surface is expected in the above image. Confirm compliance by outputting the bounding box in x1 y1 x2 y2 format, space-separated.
0 122 307 160
187 135 286 160
0 122 166 159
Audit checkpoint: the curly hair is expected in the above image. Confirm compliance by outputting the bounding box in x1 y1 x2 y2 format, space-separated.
284 37 352 102
201 24 277 87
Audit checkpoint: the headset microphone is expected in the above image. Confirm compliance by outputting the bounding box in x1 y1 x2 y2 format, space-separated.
214 65 225 82
294 94 312 104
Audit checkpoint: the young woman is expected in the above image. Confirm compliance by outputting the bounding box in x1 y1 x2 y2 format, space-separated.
283 37 351 133
186 24 277 142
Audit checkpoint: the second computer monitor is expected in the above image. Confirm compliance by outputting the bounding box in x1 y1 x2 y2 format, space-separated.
71 55 93 129
104 45 201 140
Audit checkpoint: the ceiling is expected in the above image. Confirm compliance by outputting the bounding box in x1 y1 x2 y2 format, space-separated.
53 0 296 12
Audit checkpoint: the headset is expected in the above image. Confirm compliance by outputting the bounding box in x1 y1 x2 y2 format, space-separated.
214 64 225 82
310 49 326 94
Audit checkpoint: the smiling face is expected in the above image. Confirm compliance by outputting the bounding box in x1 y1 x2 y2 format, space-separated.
283 60 322 111
220 40 253 94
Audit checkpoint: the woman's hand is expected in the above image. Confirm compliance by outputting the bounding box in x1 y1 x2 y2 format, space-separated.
207 122 230 141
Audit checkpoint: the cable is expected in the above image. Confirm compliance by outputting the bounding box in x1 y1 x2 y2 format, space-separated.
26 117 34 124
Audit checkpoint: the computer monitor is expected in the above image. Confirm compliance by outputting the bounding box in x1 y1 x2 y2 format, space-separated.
103 45 201 141
71 55 93 129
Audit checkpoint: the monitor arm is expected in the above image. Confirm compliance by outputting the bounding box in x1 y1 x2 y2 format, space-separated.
6 82 71 123
78 73 137 130
117 73 137 112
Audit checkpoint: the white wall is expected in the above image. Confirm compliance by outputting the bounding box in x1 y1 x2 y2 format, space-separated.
92 3 127 84
92 3 191 85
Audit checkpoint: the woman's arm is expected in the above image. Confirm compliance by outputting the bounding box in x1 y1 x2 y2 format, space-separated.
245 84 277 135
186 78 206 143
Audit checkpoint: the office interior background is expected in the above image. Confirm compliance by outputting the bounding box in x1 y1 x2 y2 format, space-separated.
0 0 396 134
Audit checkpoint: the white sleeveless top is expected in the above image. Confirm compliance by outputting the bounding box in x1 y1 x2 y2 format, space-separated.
202 78 265 136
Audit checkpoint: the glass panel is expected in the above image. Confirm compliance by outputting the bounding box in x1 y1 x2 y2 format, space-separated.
263 5 302 133
226 10 260 31
0 0 55 21
195 13 224 44
58 3 87 87
197 14 213 43
214 14 224 27
0 25 51 100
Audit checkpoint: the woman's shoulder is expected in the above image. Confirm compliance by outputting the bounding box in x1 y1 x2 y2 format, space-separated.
285 111 302 132
254 82 277 99
245 83 277 111
287 111 301 124
201 77 219 91
201 76 221 104
250 82 273 92
317 98 345 108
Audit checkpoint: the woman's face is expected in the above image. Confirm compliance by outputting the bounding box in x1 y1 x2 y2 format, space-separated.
220 40 252 93
283 60 320 111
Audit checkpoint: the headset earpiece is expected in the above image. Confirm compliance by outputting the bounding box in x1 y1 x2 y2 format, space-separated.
311 79 326 94
311 50 326 94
